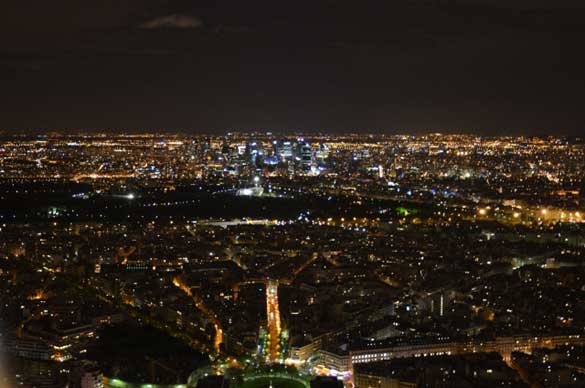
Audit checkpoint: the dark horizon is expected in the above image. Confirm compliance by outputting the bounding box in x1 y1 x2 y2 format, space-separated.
1 0 585 134
1 127 583 138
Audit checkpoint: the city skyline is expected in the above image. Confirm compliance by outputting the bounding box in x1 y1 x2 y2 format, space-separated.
2 1 585 388
1 131 584 387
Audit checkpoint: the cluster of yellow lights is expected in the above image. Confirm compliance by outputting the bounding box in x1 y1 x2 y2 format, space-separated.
477 206 583 223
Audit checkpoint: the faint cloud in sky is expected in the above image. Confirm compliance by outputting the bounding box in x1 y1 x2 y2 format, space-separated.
139 14 203 29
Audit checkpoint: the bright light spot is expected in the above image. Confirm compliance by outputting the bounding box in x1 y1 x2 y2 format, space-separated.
478 208 487 216
126 193 135 200
253 176 260 183
513 212 520 218
541 209 548 215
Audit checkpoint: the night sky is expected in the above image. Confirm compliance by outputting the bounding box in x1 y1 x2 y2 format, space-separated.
1 0 584 134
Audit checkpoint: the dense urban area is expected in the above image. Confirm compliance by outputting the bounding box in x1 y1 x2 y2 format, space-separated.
1 132 584 388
